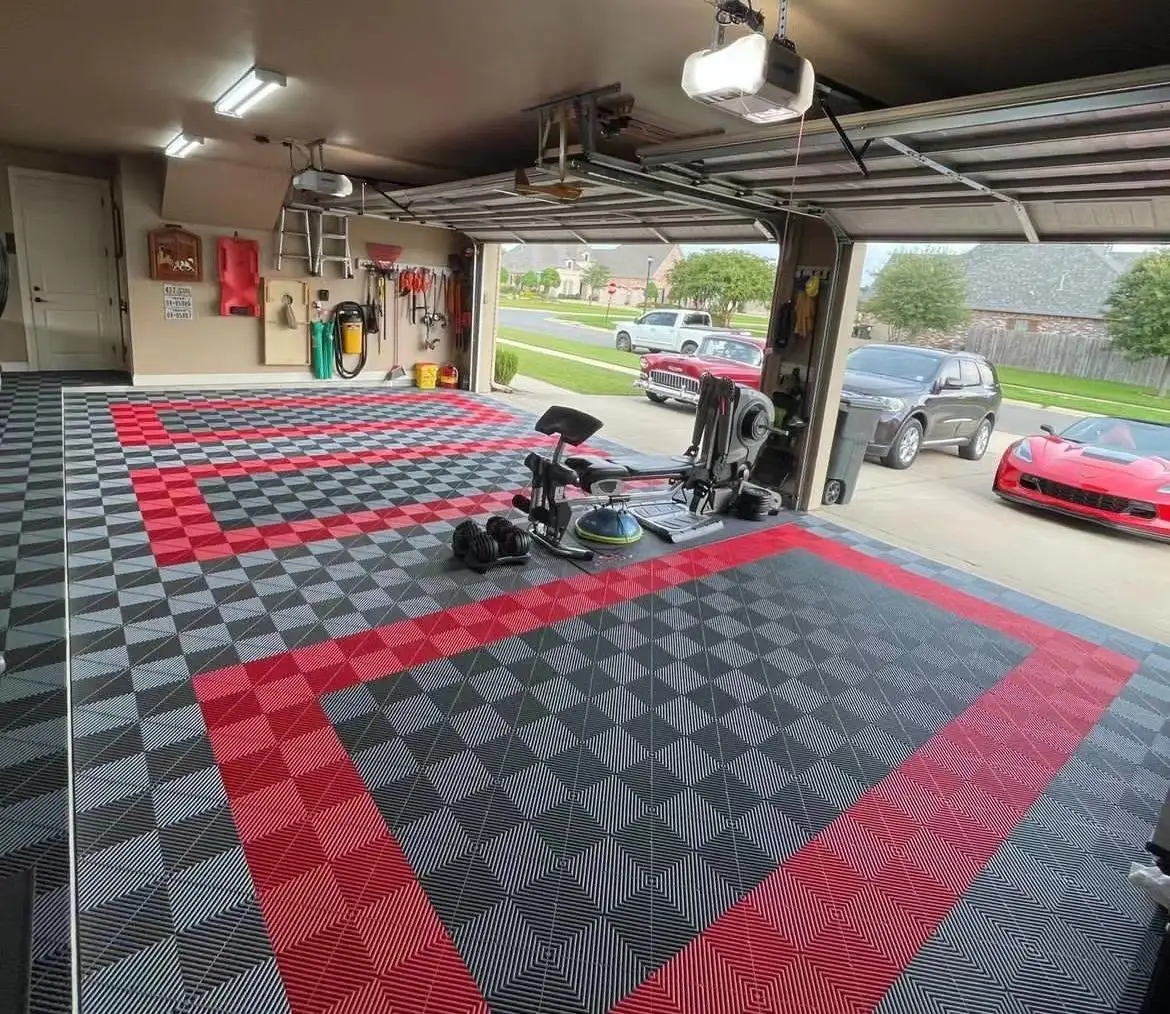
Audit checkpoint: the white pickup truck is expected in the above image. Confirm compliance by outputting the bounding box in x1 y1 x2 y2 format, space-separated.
614 309 722 355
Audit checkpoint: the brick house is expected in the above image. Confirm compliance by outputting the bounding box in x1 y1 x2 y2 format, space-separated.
501 243 684 305
960 243 1143 337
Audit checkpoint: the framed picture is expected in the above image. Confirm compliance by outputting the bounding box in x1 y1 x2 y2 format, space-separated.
148 226 203 283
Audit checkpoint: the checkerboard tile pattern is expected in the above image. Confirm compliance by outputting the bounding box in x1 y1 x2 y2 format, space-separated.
328 549 1033 1013
41 380 1170 1014
2 373 125 1014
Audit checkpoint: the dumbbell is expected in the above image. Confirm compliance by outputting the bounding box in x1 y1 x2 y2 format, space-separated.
451 519 499 568
485 515 532 558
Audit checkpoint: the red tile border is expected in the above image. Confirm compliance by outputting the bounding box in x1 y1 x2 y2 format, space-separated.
191 524 1140 1014
131 437 547 565
111 390 518 447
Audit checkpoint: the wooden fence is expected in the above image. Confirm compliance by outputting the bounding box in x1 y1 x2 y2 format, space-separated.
963 326 1170 393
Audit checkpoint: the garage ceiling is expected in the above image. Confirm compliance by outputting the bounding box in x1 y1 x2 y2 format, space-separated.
310 66 1170 244
1 0 1169 185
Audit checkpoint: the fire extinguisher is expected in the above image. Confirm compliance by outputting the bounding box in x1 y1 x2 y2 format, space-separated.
332 301 367 379
437 363 459 388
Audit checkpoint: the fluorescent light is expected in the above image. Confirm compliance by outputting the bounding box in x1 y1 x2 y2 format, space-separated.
164 133 204 158
214 67 286 118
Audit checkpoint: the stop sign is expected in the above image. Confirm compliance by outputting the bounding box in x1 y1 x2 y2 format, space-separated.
606 282 617 294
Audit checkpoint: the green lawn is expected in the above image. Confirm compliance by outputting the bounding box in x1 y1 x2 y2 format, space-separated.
509 346 640 396
500 328 640 368
997 366 1170 422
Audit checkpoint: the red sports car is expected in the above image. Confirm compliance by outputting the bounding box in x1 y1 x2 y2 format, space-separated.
636 334 764 406
993 415 1170 542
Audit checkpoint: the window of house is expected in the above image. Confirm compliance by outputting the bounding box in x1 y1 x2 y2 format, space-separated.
1012 318 1030 332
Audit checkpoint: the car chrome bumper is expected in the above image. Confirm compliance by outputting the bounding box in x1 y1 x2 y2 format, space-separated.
634 377 701 405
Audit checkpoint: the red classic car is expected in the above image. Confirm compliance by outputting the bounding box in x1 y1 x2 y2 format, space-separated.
636 334 765 405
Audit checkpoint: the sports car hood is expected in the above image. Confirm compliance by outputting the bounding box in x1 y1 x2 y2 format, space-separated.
1027 437 1170 488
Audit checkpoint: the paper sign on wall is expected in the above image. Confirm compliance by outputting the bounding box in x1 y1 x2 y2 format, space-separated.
163 284 194 321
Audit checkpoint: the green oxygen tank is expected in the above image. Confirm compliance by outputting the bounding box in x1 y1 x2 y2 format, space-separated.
310 320 334 380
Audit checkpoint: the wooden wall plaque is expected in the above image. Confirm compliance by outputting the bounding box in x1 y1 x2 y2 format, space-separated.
148 225 203 283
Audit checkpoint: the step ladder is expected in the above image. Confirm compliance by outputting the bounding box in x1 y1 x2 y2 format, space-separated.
275 207 313 273
317 212 353 279
274 207 352 277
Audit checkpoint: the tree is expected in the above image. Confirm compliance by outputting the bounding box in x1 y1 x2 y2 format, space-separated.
666 250 774 326
582 262 612 302
867 251 969 338
644 280 658 306
1105 251 1170 395
520 270 539 291
539 267 562 295
499 266 510 286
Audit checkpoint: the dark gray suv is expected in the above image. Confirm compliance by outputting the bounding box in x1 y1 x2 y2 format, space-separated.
841 344 1003 470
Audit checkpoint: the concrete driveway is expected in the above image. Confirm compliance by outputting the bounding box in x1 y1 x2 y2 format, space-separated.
494 378 1170 644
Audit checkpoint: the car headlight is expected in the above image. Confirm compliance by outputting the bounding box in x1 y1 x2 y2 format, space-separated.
1158 483 1170 494
639 358 650 372
872 396 905 412
1013 441 1033 463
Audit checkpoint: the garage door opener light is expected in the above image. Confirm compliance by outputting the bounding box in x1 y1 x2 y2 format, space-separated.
683 0 814 125
215 67 287 118
164 133 204 158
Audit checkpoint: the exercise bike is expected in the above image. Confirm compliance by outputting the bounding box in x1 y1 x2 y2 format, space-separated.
512 374 776 561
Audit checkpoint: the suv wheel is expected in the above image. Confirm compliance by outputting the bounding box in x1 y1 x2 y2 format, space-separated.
680 341 698 356
646 392 668 404
882 418 923 470
616 331 632 352
959 417 994 461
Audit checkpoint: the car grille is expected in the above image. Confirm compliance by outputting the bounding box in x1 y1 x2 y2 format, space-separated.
1020 475 1157 519
649 370 699 395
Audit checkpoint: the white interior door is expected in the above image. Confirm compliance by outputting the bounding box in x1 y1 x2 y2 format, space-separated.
10 171 121 371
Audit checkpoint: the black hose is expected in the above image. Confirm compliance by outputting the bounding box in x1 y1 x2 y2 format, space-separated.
332 301 368 379
0 245 10 320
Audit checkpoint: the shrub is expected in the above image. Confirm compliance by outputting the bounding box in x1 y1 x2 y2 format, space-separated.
494 348 520 386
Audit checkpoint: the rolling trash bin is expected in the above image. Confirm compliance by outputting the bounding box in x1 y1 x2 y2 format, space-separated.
823 396 884 506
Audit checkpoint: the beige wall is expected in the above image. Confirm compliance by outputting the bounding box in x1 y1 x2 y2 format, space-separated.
0 146 114 364
117 154 466 380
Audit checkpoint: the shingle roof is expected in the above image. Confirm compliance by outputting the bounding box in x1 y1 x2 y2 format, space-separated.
501 243 676 278
961 244 1145 319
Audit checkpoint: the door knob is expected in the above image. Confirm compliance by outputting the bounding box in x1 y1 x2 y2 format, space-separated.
32 285 41 292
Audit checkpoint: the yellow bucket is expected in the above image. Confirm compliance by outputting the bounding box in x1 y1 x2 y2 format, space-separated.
414 362 439 390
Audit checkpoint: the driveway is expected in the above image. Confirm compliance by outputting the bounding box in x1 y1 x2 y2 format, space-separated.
493 378 1169 644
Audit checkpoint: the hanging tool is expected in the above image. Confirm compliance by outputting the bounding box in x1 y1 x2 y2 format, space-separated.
388 272 405 381
419 270 446 350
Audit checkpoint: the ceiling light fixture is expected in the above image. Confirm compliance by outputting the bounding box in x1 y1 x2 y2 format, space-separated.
214 67 287 118
164 133 204 158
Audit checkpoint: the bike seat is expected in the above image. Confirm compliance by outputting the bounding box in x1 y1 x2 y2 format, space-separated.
534 405 604 446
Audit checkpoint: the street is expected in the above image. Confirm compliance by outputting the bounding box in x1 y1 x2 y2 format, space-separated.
492 377 1169 644
500 307 632 350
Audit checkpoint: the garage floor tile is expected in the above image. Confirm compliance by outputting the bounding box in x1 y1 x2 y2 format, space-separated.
2 374 1167 1013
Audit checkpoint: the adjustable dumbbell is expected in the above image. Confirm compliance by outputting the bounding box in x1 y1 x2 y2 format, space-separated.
485 515 532 559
